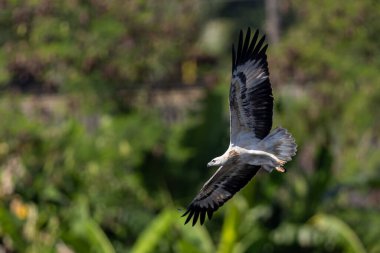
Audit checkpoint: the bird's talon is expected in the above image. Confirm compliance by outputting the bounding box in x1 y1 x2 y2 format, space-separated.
276 167 286 173
276 159 285 166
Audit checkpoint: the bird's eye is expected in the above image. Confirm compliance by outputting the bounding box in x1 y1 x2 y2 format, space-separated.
212 159 215 162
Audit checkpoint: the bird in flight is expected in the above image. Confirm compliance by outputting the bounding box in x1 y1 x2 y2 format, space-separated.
182 28 297 226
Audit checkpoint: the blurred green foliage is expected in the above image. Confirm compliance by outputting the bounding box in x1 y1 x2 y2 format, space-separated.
0 0 379 252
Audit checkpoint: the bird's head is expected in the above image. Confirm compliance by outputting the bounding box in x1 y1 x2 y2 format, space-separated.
207 156 224 167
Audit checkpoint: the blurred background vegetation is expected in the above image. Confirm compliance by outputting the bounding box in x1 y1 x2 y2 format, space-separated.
0 0 379 252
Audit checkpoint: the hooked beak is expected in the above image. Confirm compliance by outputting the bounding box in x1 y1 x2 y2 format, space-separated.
207 162 213 167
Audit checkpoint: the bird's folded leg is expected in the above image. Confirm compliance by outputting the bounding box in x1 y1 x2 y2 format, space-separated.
275 159 286 173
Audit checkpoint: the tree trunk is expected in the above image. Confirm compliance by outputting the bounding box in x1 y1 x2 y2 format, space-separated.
265 0 280 43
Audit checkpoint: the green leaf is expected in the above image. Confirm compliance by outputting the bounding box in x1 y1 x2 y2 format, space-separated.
310 213 367 253
131 209 176 253
217 204 238 253
178 219 215 253
66 215 115 253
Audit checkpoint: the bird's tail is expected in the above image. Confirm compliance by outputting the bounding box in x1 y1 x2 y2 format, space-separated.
261 127 297 162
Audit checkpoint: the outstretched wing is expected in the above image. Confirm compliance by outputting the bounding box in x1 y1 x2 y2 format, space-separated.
230 28 273 144
182 163 260 226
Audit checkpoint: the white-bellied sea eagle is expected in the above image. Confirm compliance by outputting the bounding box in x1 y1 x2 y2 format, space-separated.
182 28 297 226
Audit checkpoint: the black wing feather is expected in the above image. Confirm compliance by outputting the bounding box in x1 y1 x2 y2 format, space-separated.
182 164 260 226
251 35 266 57
236 30 243 64
241 28 251 63
246 29 259 59
230 28 273 140
232 44 236 72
